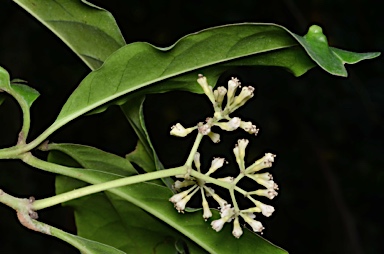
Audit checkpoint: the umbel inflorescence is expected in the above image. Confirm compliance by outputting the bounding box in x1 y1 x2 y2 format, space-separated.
169 74 278 238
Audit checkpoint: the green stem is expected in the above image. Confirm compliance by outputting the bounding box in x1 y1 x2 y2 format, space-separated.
189 170 231 189
229 188 240 212
184 132 203 167
32 166 186 210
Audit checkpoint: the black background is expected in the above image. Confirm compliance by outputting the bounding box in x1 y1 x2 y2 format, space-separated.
0 0 383 253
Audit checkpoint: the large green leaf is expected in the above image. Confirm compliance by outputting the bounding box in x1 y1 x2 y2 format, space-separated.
43 23 378 137
45 143 137 177
49 144 287 254
13 0 126 70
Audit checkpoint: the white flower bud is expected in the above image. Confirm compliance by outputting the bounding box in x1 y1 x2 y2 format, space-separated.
197 74 215 104
232 216 243 238
229 86 255 112
170 123 196 137
202 198 212 221
174 186 199 213
206 157 225 175
169 185 197 204
211 218 226 232
245 153 276 174
211 193 228 208
233 139 249 170
253 172 273 180
220 204 234 220
227 77 241 106
240 121 259 135
251 189 278 200
241 213 264 233
214 117 241 131
254 178 279 190
207 131 220 143
214 86 227 107
255 201 275 217
198 123 211 135
173 180 196 191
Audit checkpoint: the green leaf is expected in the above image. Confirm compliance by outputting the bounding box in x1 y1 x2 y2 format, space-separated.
10 83 40 108
45 143 137 177
126 139 156 173
50 226 125 254
14 0 125 70
49 23 378 134
50 144 287 253
121 96 170 187
291 25 380 76
0 66 11 91
0 66 39 108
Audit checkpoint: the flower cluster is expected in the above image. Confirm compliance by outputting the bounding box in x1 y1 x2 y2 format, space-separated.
170 75 259 141
168 75 279 238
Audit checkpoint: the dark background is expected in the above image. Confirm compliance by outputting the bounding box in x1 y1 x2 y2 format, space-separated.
0 0 383 253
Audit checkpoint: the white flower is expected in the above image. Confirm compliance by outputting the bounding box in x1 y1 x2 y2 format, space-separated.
230 86 255 112
240 121 259 135
170 123 196 137
197 74 215 104
169 185 197 205
232 216 243 238
169 189 191 203
202 197 212 221
198 123 211 135
214 117 241 131
253 172 273 180
211 218 226 232
175 195 191 212
252 189 278 200
241 213 264 233
173 180 196 191
214 86 227 107
233 139 249 170
255 201 275 217
174 186 200 213
210 192 228 208
245 153 276 173
207 131 220 143
254 178 279 190
226 77 241 106
220 204 235 220
206 157 225 175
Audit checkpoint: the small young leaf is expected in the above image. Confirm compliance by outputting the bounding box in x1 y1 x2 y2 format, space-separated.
0 66 39 108
0 66 11 91
10 84 40 108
